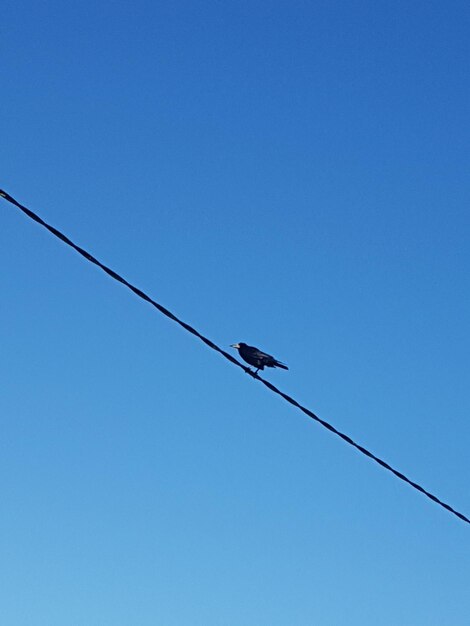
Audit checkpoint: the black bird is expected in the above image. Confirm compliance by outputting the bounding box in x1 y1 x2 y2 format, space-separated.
231 342 288 374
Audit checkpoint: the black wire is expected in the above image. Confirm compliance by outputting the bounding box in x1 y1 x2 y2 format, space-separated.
2 188 469 526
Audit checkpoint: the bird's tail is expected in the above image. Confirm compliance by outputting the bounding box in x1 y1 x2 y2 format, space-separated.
274 360 288 370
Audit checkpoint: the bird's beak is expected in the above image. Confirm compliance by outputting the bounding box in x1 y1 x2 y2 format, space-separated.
230 343 240 349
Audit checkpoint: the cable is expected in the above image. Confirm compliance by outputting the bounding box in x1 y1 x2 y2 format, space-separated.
2 188 469 526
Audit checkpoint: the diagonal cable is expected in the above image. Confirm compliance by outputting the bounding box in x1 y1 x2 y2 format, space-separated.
1 188 469 526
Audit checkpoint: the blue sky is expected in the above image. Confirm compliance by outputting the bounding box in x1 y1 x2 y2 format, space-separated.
2 1 470 624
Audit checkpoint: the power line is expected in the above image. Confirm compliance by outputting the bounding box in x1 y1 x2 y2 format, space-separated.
1 187 469 526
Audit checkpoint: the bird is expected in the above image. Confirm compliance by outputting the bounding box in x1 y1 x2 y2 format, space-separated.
230 342 288 374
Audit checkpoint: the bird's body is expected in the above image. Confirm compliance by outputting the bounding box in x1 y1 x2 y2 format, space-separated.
231 342 288 374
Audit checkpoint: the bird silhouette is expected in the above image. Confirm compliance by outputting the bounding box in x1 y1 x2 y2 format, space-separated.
230 342 288 374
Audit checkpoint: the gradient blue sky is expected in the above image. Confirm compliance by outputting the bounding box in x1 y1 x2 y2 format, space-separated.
2 1 470 624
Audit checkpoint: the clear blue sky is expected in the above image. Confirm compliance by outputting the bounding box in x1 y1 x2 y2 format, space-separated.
2 1 470 624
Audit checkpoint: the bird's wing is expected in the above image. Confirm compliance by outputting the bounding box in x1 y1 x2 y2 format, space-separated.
249 347 275 361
